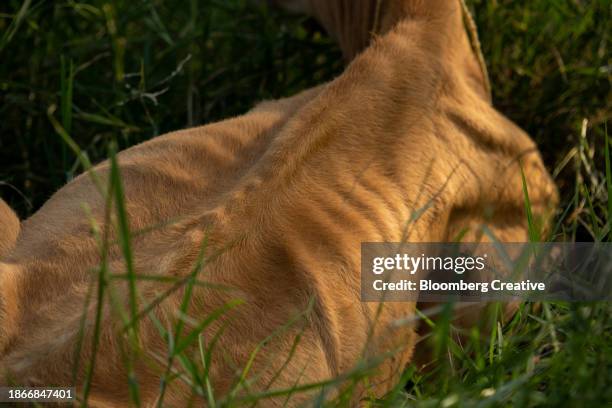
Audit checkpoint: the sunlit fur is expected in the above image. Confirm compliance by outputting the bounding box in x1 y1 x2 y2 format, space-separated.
0 0 557 406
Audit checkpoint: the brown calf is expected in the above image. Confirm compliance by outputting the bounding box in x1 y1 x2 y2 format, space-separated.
0 0 557 405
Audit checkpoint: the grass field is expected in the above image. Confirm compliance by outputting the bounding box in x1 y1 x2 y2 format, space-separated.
0 0 611 406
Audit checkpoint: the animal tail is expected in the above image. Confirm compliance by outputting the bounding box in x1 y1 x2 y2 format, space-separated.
0 199 19 259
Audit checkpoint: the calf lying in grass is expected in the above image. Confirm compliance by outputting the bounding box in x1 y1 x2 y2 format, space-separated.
0 0 557 405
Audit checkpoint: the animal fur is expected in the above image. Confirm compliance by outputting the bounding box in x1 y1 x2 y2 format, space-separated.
0 0 557 406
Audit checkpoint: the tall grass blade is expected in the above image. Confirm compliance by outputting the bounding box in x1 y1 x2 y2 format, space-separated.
108 144 139 335
520 163 540 242
605 124 611 241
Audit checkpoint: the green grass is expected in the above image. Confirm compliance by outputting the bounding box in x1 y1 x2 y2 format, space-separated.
0 0 611 406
